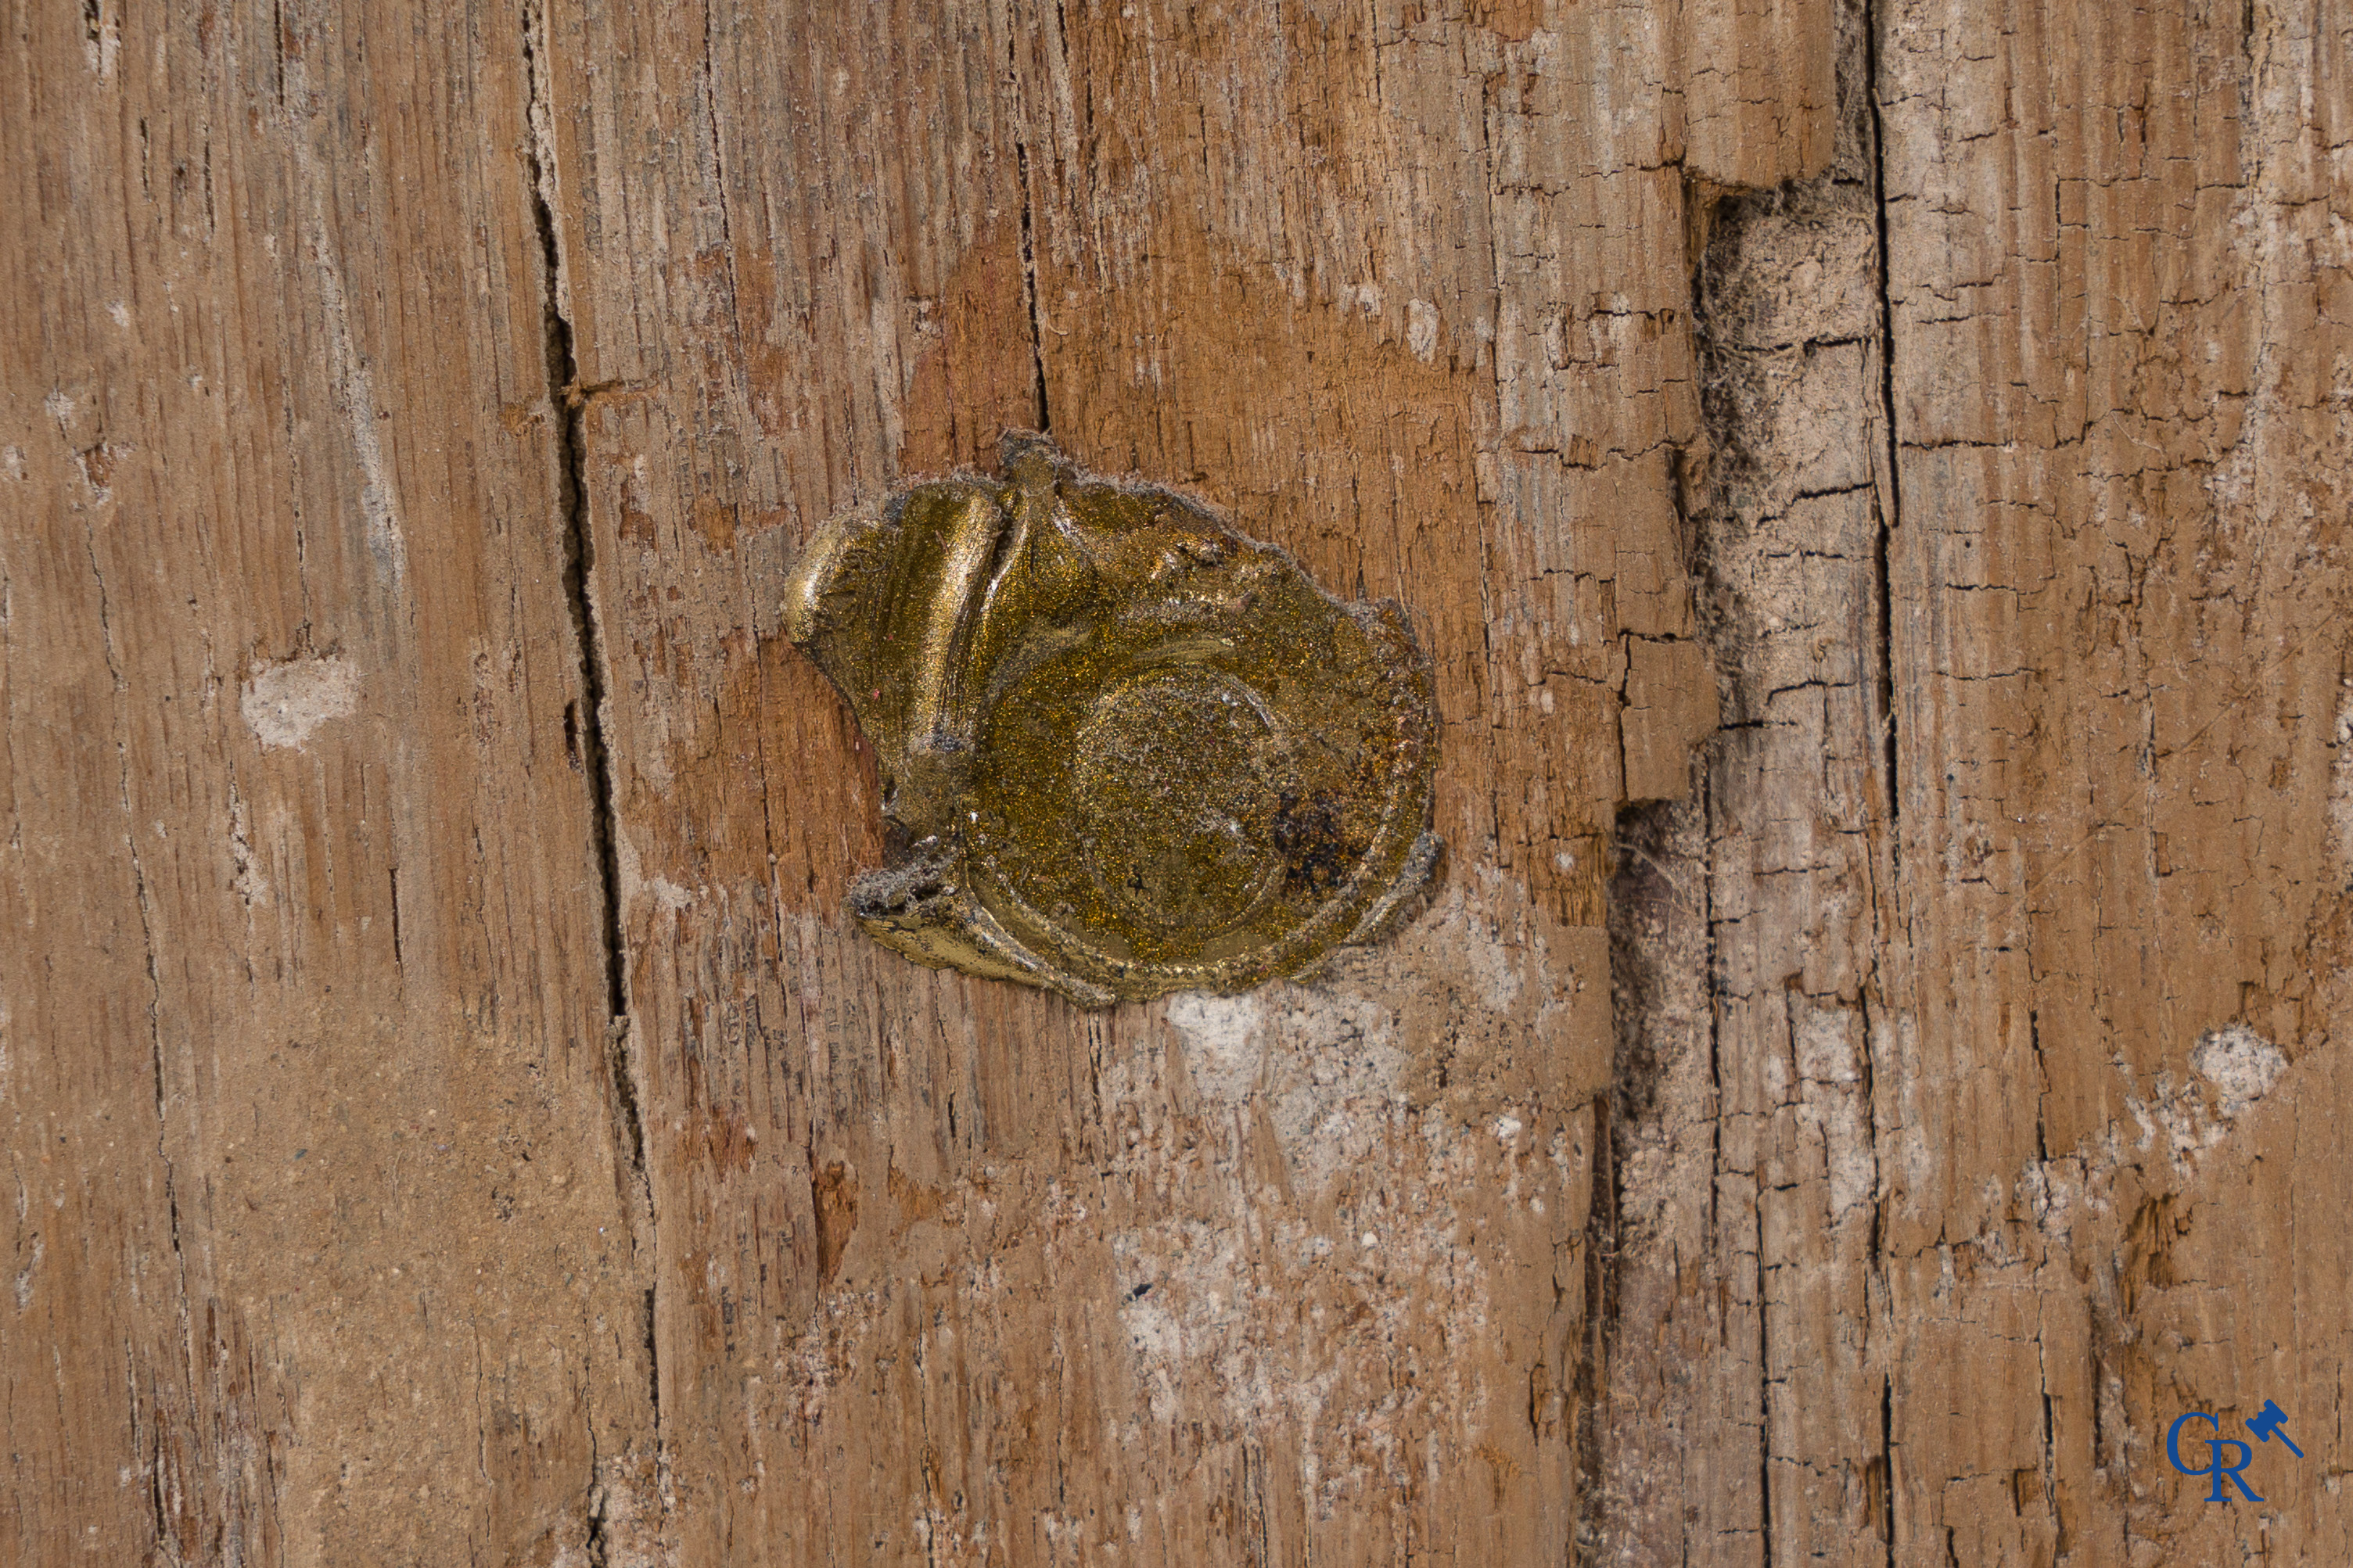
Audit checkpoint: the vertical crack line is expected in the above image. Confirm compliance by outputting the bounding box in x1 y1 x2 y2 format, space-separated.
1014 138 1051 435
84 522 196 1554
1005 13 1055 439
522 0 639 1161
583 1421 609 1568
1881 1375 1898 1567
1573 1093 1615 1566
83 526 181 1236
388 866 404 970
1758 1248 1774 1568
1871 488 1899 834
521 0 659 1471
2028 1007 2049 1163
1863 0 1903 840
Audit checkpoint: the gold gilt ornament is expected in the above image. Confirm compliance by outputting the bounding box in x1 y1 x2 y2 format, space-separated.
784 432 1442 1007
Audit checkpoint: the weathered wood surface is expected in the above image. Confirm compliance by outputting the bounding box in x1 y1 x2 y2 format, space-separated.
5 0 2348 1564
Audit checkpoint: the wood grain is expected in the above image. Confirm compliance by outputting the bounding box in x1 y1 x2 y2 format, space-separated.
7 0 2349 1563
3 0 654 1562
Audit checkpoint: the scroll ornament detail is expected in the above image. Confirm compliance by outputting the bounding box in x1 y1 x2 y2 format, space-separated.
784 433 1442 1007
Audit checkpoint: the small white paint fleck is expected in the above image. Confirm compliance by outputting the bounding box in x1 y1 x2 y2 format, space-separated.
241 655 359 751
108 301 130 328
1359 1232 1378 1249
1492 1114 1524 1144
2332 684 2353 872
84 13 119 79
13 1232 41 1310
1406 298 1440 361
42 391 73 425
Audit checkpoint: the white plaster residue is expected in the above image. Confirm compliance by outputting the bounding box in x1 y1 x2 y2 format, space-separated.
1112 1220 1257 1424
13 1232 41 1310
1455 869 1527 1010
2190 1023 2288 1118
616 829 645 915
586 1448 681 1568
614 829 692 917
1108 1110 1500 1505
241 655 358 751
1264 991 1406 1193
2204 77 2353 582
1786 1002 1875 1220
522 0 573 325
2114 1025 2290 1175
1817 1093 1877 1219
1165 992 1265 1104
314 217 406 580
1097 870 1569 1500
2333 681 2353 871
277 58 406 585
1794 1004 1861 1084
1406 298 1441 361
307 202 406 579
83 9 119 79
227 783 270 904
2024 1024 2295 1235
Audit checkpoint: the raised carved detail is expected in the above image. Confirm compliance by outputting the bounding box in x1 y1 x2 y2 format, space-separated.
785 432 1441 1006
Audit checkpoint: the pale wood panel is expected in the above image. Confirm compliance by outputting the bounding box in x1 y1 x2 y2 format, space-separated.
28 0 2353 1563
1881 0 2353 1561
2 0 652 1562
537 0 1821 1560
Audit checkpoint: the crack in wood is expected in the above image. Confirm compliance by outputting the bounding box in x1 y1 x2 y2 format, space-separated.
520 6 661 1555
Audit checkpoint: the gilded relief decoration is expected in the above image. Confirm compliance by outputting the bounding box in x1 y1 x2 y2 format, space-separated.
785 434 1440 1006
